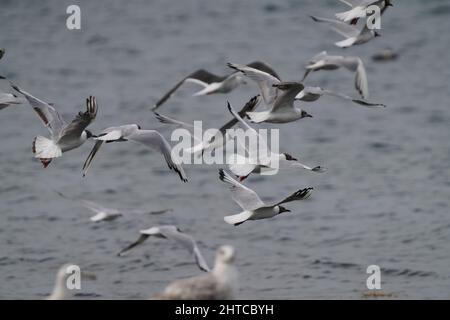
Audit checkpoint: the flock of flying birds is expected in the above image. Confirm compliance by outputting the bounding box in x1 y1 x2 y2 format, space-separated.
0 0 395 300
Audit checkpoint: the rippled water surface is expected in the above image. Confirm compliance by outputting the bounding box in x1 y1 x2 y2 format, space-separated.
0 0 449 299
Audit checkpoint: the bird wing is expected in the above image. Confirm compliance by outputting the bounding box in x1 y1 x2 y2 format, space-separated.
320 88 384 107
11 83 66 137
126 129 188 182
117 234 150 256
59 96 98 141
219 169 265 211
159 227 211 272
227 62 281 105
355 58 369 99
246 61 282 81
82 140 104 177
271 82 305 112
275 187 313 206
310 15 361 38
153 69 226 110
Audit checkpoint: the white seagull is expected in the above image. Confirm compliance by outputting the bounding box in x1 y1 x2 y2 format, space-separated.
154 95 261 155
226 102 325 180
46 264 96 300
82 124 188 182
11 83 97 168
295 86 385 108
246 82 312 123
302 51 369 99
219 169 313 226
151 245 238 300
310 15 380 48
118 225 210 272
152 61 279 111
56 191 171 222
336 0 393 24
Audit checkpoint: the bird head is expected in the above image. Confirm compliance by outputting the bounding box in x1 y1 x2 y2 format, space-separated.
283 153 298 161
278 206 291 214
301 110 313 118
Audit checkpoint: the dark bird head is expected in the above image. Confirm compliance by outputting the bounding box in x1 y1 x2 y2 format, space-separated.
85 130 96 139
301 110 313 118
374 31 381 37
136 124 142 130
386 0 393 7
278 206 291 214
283 153 298 161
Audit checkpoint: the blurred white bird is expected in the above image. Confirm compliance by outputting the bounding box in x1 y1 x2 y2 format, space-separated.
118 225 210 272
151 245 238 300
46 264 96 300
303 51 370 99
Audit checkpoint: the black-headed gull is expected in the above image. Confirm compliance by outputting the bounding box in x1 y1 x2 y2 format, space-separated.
310 15 380 48
82 124 188 182
226 102 325 180
118 225 210 272
245 82 312 123
152 61 279 111
303 51 369 99
151 245 238 300
219 169 313 226
154 95 261 155
336 0 393 24
11 83 97 168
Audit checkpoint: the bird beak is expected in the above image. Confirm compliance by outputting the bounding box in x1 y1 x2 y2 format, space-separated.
306 113 313 118
285 209 292 213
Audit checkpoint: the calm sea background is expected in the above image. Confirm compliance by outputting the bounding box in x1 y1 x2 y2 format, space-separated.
0 0 449 299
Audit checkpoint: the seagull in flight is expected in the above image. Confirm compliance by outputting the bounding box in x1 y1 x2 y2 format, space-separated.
226 102 325 180
151 245 238 300
10 83 97 168
152 61 279 111
245 82 312 124
219 169 313 226
336 0 393 24
154 95 261 155
82 124 188 182
310 15 380 48
118 225 210 272
302 51 370 100
56 191 171 222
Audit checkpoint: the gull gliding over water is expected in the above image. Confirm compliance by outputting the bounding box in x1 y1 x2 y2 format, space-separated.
151 245 238 300
56 191 171 222
303 51 370 100
154 95 261 155
11 83 97 168
336 0 393 24
219 169 313 225
117 225 210 272
310 15 380 48
152 61 279 111
82 124 188 182
226 102 325 180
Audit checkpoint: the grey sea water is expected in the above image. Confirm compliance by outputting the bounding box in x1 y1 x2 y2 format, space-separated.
0 0 449 299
